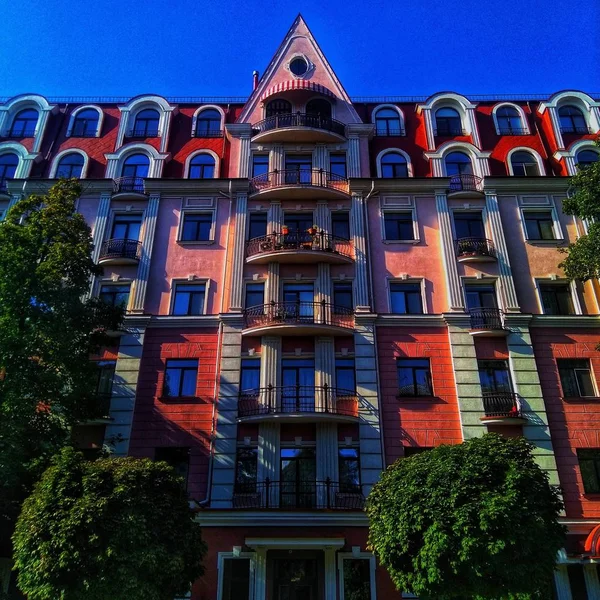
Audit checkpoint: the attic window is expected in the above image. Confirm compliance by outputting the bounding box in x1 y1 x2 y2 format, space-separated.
290 57 308 76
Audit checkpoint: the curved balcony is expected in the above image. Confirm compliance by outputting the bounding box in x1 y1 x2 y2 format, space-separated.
246 231 353 265
480 392 526 425
243 301 354 336
456 238 497 263
98 238 142 265
251 113 346 143
238 385 358 423
447 174 484 199
249 169 350 200
112 176 147 200
468 307 508 337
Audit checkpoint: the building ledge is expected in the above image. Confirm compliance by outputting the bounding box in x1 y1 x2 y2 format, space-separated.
195 510 368 527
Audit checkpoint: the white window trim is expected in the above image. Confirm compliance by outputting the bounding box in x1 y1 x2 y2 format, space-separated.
506 146 546 176
557 357 599 398
66 104 104 138
191 104 226 137
519 206 564 244
387 277 427 314
184 149 220 179
555 139 600 176
540 91 600 133
0 141 38 179
104 142 169 179
216 551 255 600
177 208 218 244
376 148 413 178
534 277 583 315
492 102 530 135
337 550 377 600
169 278 210 315
449 207 490 241
461 276 503 311
424 141 491 178
0 95 55 153
371 103 406 136
49 148 90 179
381 207 419 244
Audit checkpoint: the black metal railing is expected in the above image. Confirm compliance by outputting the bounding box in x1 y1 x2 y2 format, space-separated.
192 129 223 138
560 126 592 134
469 307 504 331
434 126 466 136
238 385 358 419
246 231 353 259
497 126 529 135
71 120 98 137
4 127 36 138
126 128 161 138
252 113 346 137
482 392 521 418
244 301 354 330
98 238 142 262
448 174 484 194
232 478 365 510
456 237 497 259
113 176 146 194
374 128 406 136
249 169 349 195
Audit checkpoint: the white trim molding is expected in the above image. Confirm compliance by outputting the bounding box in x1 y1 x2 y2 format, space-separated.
371 103 406 136
49 148 90 179
424 141 491 178
184 149 220 179
492 102 530 135
555 139 600 176
0 141 39 179
104 142 170 179
216 551 255 600
245 537 345 549
534 277 583 315
66 104 104 138
506 146 546 176
191 104 226 136
169 278 210 315
376 148 413 178
337 550 377 600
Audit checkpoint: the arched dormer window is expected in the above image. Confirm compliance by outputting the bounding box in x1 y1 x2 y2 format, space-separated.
380 151 409 178
374 107 404 136
121 153 150 178
306 99 331 119
445 151 473 176
71 108 100 137
9 109 38 137
55 153 85 178
510 150 541 176
559 105 588 134
194 109 222 137
577 149 600 168
131 109 160 137
266 99 291 118
188 153 216 179
435 108 463 136
495 105 528 135
0 153 18 191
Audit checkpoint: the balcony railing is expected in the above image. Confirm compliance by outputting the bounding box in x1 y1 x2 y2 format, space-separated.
469 307 504 331
246 231 353 260
448 174 484 194
497 126 529 135
249 169 349 195
434 126 466 136
191 129 223 138
244 301 354 330
560 126 592 134
482 392 521 418
238 385 358 419
456 237 497 259
232 478 365 510
71 121 98 137
126 128 160 138
4 128 36 138
98 238 142 262
113 176 146 195
252 113 346 137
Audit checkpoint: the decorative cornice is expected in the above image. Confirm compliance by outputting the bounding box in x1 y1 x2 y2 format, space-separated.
442 312 471 327
196 510 368 527
376 314 447 327
146 315 221 329
484 177 570 194
143 178 248 195
346 123 375 139
225 123 253 141
529 315 600 328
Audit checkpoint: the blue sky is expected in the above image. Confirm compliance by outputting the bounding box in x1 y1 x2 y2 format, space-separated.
1 0 598 98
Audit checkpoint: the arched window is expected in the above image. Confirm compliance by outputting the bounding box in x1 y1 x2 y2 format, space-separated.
435 108 462 136
72 108 100 137
132 109 160 137
445 151 473 176
510 151 540 176
55 153 84 178
10 109 38 137
306 99 331 119
189 154 215 179
559 106 587 134
374 108 402 136
577 149 600 168
122 154 150 178
0 153 19 190
381 152 408 178
266 99 292 118
496 106 523 134
195 109 222 137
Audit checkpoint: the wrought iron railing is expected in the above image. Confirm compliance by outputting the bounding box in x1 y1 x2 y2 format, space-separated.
374 128 406 136
456 237 497 259
191 128 223 138
113 176 146 194
497 126 529 135
560 126 592 134
126 128 161 137
249 169 349 195
244 301 354 330
71 120 98 137
482 392 521 418
98 238 142 262
232 478 365 510
448 174 484 194
246 231 353 259
238 385 358 419
252 112 346 137
434 126 466 136
469 307 504 331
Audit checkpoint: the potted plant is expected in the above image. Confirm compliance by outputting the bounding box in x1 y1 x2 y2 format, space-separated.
307 225 318 236
281 224 289 235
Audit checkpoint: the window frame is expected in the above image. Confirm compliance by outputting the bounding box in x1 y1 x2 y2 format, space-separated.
333 280 354 312
520 208 563 243
372 104 405 137
396 358 434 397
98 282 131 310
434 106 464 136
492 103 530 136
337 552 377 600
331 211 351 240
376 149 412 178
54 152 85 179
185 151 218 179
247 212 268 240
577 449 600 494
557 359 598 398
178 210 217 244
68 106 103 138
535 279 581 315
216 552 255 600
329 153 347 178
163 358 199 399
382 210 418 243
388 280 426 314
170 280 209 316
244 281 265 310
9 108 39 137
130 108 160 137
451 209 487 240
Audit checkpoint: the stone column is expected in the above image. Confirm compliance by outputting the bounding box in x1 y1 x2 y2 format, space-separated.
315 201 330 233
584 564 600 600
270 145 285 173
265 263 280 304
553 565 573 600
313 144 328 171
230 193 248 312
268 201 282 234
254 549 267 600
347 136 361 178
324 548 337 600
87 191 112 298
351 193 369 311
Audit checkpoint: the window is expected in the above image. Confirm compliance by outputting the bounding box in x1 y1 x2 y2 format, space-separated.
172 283 206 315
523 211 555 240
496 106 525 134
390 282 423 314
122 153 150 178
248 212 267 239
333 281 353 311
290 57 309 76
155 447 190 488
283 283 314 317
435 107 462 135
195 109 221 137
55 153 84 178
341 558 372 600
445 151 473 176
235 447 258 492
221 558 251 600
577 449 600 493
558 359 596 398
95 360 116 396
336 359 356 392
189 154 215 179
539 283 575 315
245 282 264 309
511 151 540 176
111 214 142 240
132 108 160 137
559 105 587 134
454 212 485 239
384 212 414 241
375 107 403 136
252 154 269 178
464 284 498 309
99 284 130 308
397 358 433 397
381 152 408 178
306 98 331 118
0 153 18 189
72 108 100 137
283 213 314 235
478 360 512 394
577 149 600 168
285 155 312 183
266 99 291 117
332 212 350 239
330 153 347 177
338 448 360 492
9 108 38 137
240 359 260 394
163 359 198 398
181 213 213 241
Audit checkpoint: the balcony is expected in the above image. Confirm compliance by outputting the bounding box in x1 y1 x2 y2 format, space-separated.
112 176 147 200
447 174 484 199
560 126 592 135
468 307 508 337
456 238 497 263
480 392 525 425
98 238 142 265
243 301 354 336
246 231 353 265
238 385 358 423
232 478 365 510
249 169 350 200
251 113 346 143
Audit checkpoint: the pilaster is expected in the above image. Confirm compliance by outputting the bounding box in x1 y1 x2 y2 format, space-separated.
87 191 112 298
553 565 573 600
7 193 22 215
316 423 339 483
32 109 52 153
466 108 481 148
350 193 369 311
260 336 281 389
315 201 330 233
230 192 249 311
584 563 600 600
316 263 332 304
268 201 282 234
254 549 267 600
422 109 435 150
238 135 251 179
324 547 337 600
270 145 285 173
315 336 335 389
313 144 328 171
257 422 280 488
346 124 374 178
265 263 280 303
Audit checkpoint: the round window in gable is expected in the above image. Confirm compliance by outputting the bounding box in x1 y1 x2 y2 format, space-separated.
289 57 309 77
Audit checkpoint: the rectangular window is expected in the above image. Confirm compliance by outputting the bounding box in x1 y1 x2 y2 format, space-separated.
331 212 351 240
453 211 485 239
577 449 600 494
164 359 198 398
111 214 142 240
397 358 433 397
464 284 498 309
181 213 213 242
172 283 206 315
245 282 264 309
251 154 269 178
248 212 267 239
384 212 414 241
235 448 258 492
524 211 555 240
240 358 260 394
335 359 356 392
478 360 512 394
539 283 575 315
95 360 116 396
390 282 423 314
342 558 372 600
154 447 190 488
338 448 361 493
330 153 347 178
558 359 596 397
333 281 353 312
221 557 251 600
99 284 130 308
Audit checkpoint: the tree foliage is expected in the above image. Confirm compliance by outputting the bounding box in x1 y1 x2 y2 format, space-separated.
13 447 206 600
366 434 565 600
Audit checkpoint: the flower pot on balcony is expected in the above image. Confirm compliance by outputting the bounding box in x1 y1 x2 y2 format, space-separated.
307 227 318 235
281 225 289 235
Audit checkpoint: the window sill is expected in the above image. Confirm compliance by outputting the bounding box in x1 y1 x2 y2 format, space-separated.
526 239 564 246
562 396 600 402
158 395 200 402
383 239 419 245
177 240 215 246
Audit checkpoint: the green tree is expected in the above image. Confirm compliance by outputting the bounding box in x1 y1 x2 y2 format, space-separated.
13 448 206 600
366 434 565 600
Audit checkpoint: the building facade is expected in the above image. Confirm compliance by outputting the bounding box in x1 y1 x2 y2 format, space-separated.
2 14 600 600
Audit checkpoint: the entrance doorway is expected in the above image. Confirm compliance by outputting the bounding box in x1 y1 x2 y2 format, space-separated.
268 551 323 600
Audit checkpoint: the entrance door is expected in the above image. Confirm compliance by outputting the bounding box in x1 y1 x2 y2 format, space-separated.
271 554 320 600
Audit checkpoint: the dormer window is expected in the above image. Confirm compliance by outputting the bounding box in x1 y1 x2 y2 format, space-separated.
577 149 600 168
72 108 100 137
266 99 291 118
496 106 524 135
0 153 18 191
445 151 472 176
381 152 408 178
510 151 540 176
559 105 588 134
131 109 160 137
9 109 38 137
195 109 222 137
122 154 150 178
374 107 403 136
189 154 215 179
55 153 84 178
435 108 463 136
